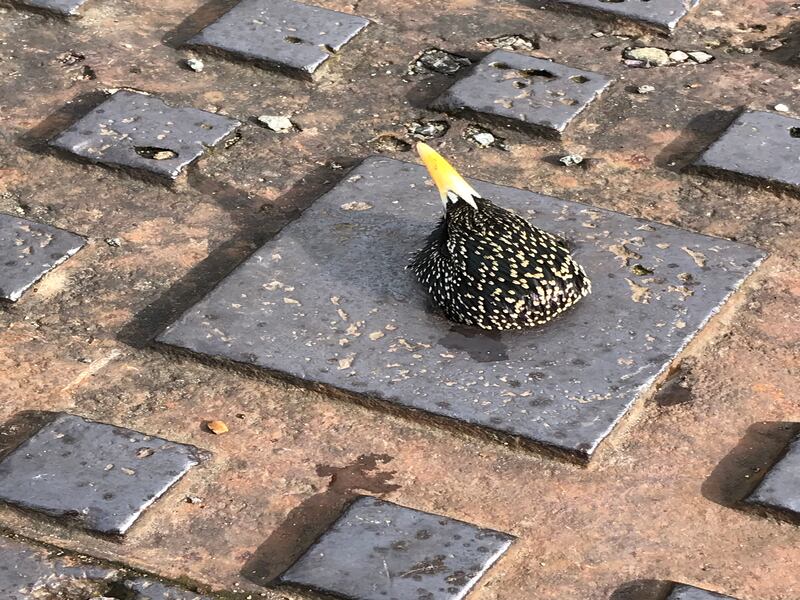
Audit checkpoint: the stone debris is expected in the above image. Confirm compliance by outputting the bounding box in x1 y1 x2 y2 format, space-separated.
559 154 584 167
624 47 715 67
463 124 507 150
479 34 539 52
257 115 296 133
405 119 449 140
408 48 471 75
636 84 656 94
186 57 204 72
370 134 412 152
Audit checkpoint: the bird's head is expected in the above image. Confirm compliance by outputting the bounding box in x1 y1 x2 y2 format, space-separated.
417 142 480 210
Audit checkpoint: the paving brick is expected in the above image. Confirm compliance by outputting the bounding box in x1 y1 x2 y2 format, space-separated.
431 50 611 139
50 90 241 182
667 583 738 600
13 0 88 16
0 414 208 535
547 0 700 33
278 496 514 600
185 0 370 79
744 427 800 520
0 214 85 303
0 535 215 599
157 156 765 461
694 110 800 193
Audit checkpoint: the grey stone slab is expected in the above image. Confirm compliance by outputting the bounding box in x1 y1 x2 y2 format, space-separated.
185 0 370 79
667 583 737 600
14 0 89 16
157 156 765 461
744 428 800 519
0 535 215 600
0 214 86 303
547 0 700 32
694 109 800 193
279 496 514 600
50 90 241 182
431 50 612 138
0 414 208 535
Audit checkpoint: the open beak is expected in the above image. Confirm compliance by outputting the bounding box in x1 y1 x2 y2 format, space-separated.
416 142 480 209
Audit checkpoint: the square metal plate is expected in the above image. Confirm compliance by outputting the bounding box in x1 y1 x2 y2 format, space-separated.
694 109 800 193
185 0 369 79
157 156 765 461
13 0 89 16
0 214 86 303
50 90 240 182
547 0 701 33
745 429 800 520
0 414 208 535
279 496 514 600
431 50 612 138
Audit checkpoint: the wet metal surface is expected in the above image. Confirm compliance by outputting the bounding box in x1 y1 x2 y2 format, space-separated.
0 214 85 303
667 583 737 600
547 0 701 32
694 110 800 193
279 496 514 600
745 428 800 519
158 156 765 461
12 0 88 16
0 534 215 599
432 50 612 138
186 0 370 79
0 414 207 535
50 90 241 182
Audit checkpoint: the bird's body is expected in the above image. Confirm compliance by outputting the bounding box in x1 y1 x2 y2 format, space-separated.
411 143 590 331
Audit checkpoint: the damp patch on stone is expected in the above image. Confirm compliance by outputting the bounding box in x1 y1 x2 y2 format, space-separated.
667 583 738 600
185 0 369 79
546 0 701 33
157 156 765 461
0 214 86 303
431 50 612 139
0 414 208 535
693 109 800 194
744 427 800 521
12 0 89 16
50 90 241 182
278 496 514 600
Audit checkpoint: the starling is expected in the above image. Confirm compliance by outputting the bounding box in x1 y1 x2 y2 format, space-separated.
410 142 591 331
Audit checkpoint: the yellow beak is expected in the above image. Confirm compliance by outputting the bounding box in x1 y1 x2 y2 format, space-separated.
416 142 480 209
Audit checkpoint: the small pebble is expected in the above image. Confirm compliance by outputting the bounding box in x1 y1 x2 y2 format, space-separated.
669 50 689 63
104 237 122 247
774 103 790 113
762 39 784 52
559 154 584 167
688 51 714 64
257 115 295 133
186 57 204 72
206 420 229 435
637 85 656 94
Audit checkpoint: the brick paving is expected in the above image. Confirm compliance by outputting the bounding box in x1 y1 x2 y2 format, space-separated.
0 0 799 599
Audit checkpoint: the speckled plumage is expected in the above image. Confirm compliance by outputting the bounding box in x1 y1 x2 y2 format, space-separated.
411 195 591 331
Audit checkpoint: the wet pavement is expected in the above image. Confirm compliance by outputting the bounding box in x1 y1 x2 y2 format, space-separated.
0 0 799 598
